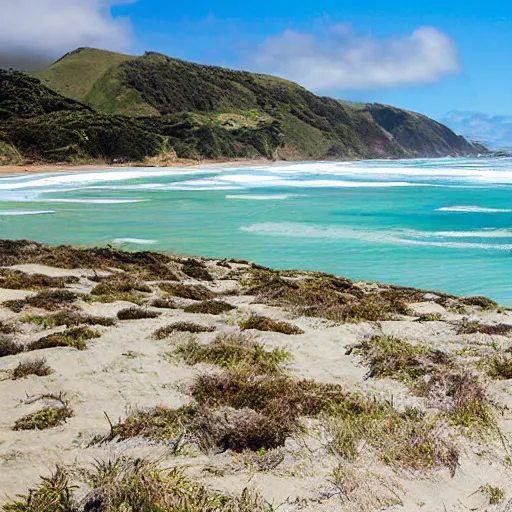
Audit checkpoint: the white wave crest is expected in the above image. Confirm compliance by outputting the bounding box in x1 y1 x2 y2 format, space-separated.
36 198 149 204
226 194 301 200
0 210 55 216
436 206 512 213
112 238 157 245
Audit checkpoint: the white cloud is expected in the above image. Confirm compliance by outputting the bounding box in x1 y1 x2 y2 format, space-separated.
249 24 460 91
442 111 512 150
0 0 135 69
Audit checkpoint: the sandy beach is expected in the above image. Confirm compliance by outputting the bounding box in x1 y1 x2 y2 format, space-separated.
0 240 511 511
0 158 275 176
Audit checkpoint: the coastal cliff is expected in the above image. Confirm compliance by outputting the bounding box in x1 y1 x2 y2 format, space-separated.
0 47 484 165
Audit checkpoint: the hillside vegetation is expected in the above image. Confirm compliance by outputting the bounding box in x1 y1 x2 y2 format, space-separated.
0 47 483 164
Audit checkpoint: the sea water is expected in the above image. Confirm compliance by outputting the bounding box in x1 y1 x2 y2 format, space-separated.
0 157 511 305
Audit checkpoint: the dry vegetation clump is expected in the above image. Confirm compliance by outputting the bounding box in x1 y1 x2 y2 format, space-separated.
326 400 459 473
117 307 161 320
0 268 78 291
479 484 506 505
0 334 24 357
487 354 512 380
28 326 100 351
159 282 215 301
457 320 512 336
2 299 26 312
240 314 304 335
420 369 494 430
8 357 53 380
331 465 403 510
26 289 78 311
3 458 272 512
148 297 179 309
347 335 454 381
175 332 290 374
0 240 179 279
415 313 442 322
153 322 216 338
242 270 412 322
181 258 214 281
184 300 236 315
350 335 495 431
20 310 116 328
460 296 499 310
2 465 74 512
0 320 16 334
12 393 73 431
91 274 151 295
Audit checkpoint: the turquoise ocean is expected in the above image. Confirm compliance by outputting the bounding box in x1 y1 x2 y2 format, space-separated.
1 157 511 305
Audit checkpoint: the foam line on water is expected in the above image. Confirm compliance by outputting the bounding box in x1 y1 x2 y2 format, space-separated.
0 210 55 216
35 198 149 204
226 194 301 200
113 238 158 245
436 206 512 213
0 169 214 190
240 222 512 251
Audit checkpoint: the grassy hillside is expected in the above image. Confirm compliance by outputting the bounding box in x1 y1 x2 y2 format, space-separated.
0 47 483 164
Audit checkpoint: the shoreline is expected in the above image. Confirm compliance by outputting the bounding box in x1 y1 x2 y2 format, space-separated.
0 157 276 176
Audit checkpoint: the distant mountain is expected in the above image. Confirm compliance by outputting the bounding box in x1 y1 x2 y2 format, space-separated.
442 110 512 151
0 47 484 165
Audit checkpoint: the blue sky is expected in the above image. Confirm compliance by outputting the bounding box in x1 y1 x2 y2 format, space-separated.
108 0 512 121
0 0 510 125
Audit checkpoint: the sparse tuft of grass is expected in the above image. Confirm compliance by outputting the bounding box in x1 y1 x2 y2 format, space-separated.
15 407 72 430
0 320 16 334
347 335 453 381
479 484 505 505
2 299 26 312
153 322 216 338
184 300 236 315
415 313 442 322
26 289 77 311
91 275 151 295
82 457 272 511
28 326 100 351
159 282 215 301
13 393 73 431
117 307 160 320
487 355 512 380
2 465 74 512
181 258 214 281
9 357 53 380
149 297 178 309
349 336 495 432
175 332 290 374
327 400 459 473
0 335 24 357
240 314 304 335
331 465 403 511
20 310 116 328
0 269 78 291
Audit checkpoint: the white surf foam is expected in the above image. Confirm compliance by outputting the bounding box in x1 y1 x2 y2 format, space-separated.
400 229 512 239
226 194 300 200
112 238 157 245
36 198 148 204
436 206 512 213
241 222 512 251
0 210 55 216
0 169 212 190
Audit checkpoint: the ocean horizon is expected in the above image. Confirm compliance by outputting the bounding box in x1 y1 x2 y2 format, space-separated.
1 156 511 305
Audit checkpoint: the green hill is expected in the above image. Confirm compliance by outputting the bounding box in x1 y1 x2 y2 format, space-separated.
0 47 483 164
